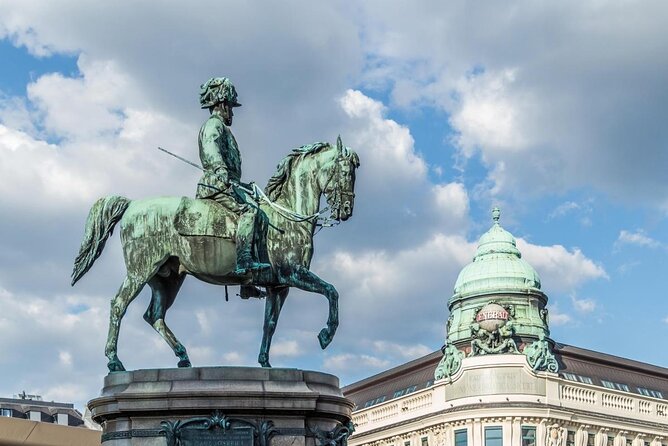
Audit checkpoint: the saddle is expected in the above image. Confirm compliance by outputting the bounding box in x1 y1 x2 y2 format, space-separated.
174 197 238 239
174 197 268 300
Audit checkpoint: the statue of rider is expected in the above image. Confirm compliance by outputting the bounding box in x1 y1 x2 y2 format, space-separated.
196 77 270 275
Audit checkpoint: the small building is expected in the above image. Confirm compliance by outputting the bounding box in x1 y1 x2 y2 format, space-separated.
344 210 668 446
0 393 100 446
0 393 85 427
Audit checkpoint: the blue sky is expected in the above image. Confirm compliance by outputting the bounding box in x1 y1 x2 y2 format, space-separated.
0 1 667 411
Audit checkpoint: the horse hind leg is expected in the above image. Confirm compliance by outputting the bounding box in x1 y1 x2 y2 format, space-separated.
106 276 145 372
144 267 190 368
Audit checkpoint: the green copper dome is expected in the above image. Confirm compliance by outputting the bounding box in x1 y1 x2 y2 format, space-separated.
453 208 541 298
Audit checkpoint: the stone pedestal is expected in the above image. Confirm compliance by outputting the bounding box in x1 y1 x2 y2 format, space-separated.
88 367 354 446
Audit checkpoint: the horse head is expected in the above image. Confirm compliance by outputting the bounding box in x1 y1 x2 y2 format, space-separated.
321 136 360 222
264 138 360 222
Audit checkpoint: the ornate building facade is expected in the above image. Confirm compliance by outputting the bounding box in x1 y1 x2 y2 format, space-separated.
343 210 668 446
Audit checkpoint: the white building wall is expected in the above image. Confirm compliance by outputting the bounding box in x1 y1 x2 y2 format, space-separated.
349 355 668 446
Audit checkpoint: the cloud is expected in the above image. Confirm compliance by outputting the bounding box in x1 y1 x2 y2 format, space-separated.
371 341 432 361
517 239 608 293
450 69 530 156
570 294 596 314
271 340 302 358
333 89 449 252
0 57 195 215
548 305 572 326
548 201 581 220
324 353 390 372
356 1 668 209
340 89 427 184
58 351 73 367
431 182 469 234
616 230 664 250
26 57 134 140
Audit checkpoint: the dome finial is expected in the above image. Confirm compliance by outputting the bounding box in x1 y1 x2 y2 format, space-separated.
492 207 501 224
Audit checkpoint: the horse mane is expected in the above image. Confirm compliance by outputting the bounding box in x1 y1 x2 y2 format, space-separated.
265 142 331 200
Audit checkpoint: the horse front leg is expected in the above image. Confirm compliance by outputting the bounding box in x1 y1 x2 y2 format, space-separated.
258 286 289 367
283 266 339 349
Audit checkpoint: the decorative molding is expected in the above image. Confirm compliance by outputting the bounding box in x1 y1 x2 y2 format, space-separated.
310 421 356 446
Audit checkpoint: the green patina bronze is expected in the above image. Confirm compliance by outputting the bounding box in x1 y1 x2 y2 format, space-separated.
524 332 559 373
435 208 560 379
71 78 360 373
434 343 464 380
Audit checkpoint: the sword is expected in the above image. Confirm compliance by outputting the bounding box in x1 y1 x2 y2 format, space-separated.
158 146 204 172
157 146 285 234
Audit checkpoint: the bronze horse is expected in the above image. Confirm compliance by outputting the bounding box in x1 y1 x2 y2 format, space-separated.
72 138 359 372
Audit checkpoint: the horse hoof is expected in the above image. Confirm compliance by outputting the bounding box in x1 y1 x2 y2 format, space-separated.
177 359 192 368
258 354 271 368
107 359 126 373
318 328 332 349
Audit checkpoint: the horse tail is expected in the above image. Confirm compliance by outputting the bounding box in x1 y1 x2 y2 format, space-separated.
71 196 130 286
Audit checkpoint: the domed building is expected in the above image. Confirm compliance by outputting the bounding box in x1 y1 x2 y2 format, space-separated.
343 210 668 446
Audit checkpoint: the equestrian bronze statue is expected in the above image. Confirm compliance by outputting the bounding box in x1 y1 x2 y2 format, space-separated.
71 77 360 372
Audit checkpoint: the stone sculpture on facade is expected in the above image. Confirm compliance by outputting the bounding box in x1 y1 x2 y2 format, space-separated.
434 343 464 380
468 303 519 356
524 332 559 373
71 76 360 373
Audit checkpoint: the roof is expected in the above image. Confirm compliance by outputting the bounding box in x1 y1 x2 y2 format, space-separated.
0 417 100 446
453 208 541 299
342 351 441 409
342 344 668 409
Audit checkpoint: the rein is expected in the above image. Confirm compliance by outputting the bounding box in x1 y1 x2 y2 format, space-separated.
249 183 331 224
246 151 352 230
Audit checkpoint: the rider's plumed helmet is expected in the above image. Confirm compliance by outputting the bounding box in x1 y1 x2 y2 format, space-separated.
199 77 242 109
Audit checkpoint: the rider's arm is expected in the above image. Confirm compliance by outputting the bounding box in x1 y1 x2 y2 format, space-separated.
199 118 231 185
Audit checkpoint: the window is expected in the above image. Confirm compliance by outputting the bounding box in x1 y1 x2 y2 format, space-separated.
404 441 410 446
405 385 417 394
638 387 664 398
393 390 405 398
426 380 434 387
57 413 69 425
363 400 374 408
29 411 41 421
607 436 614 446
375 396 386 404
0 408 11 417
521 426 536 446
587 433 595 446
563 373 592 384
602 380 630 392
485 426 503 446
454 429 467 446
566 431 575 446
421 437 428 446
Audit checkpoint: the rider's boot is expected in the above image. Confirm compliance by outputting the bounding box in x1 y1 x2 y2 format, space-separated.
233 209 270 275
234 235 270 275
234 246 271 275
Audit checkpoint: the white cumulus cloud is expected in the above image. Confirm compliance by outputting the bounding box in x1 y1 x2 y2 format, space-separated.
518 239 608 293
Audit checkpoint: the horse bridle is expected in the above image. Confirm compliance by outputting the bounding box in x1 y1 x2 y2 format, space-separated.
321 151 356 226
